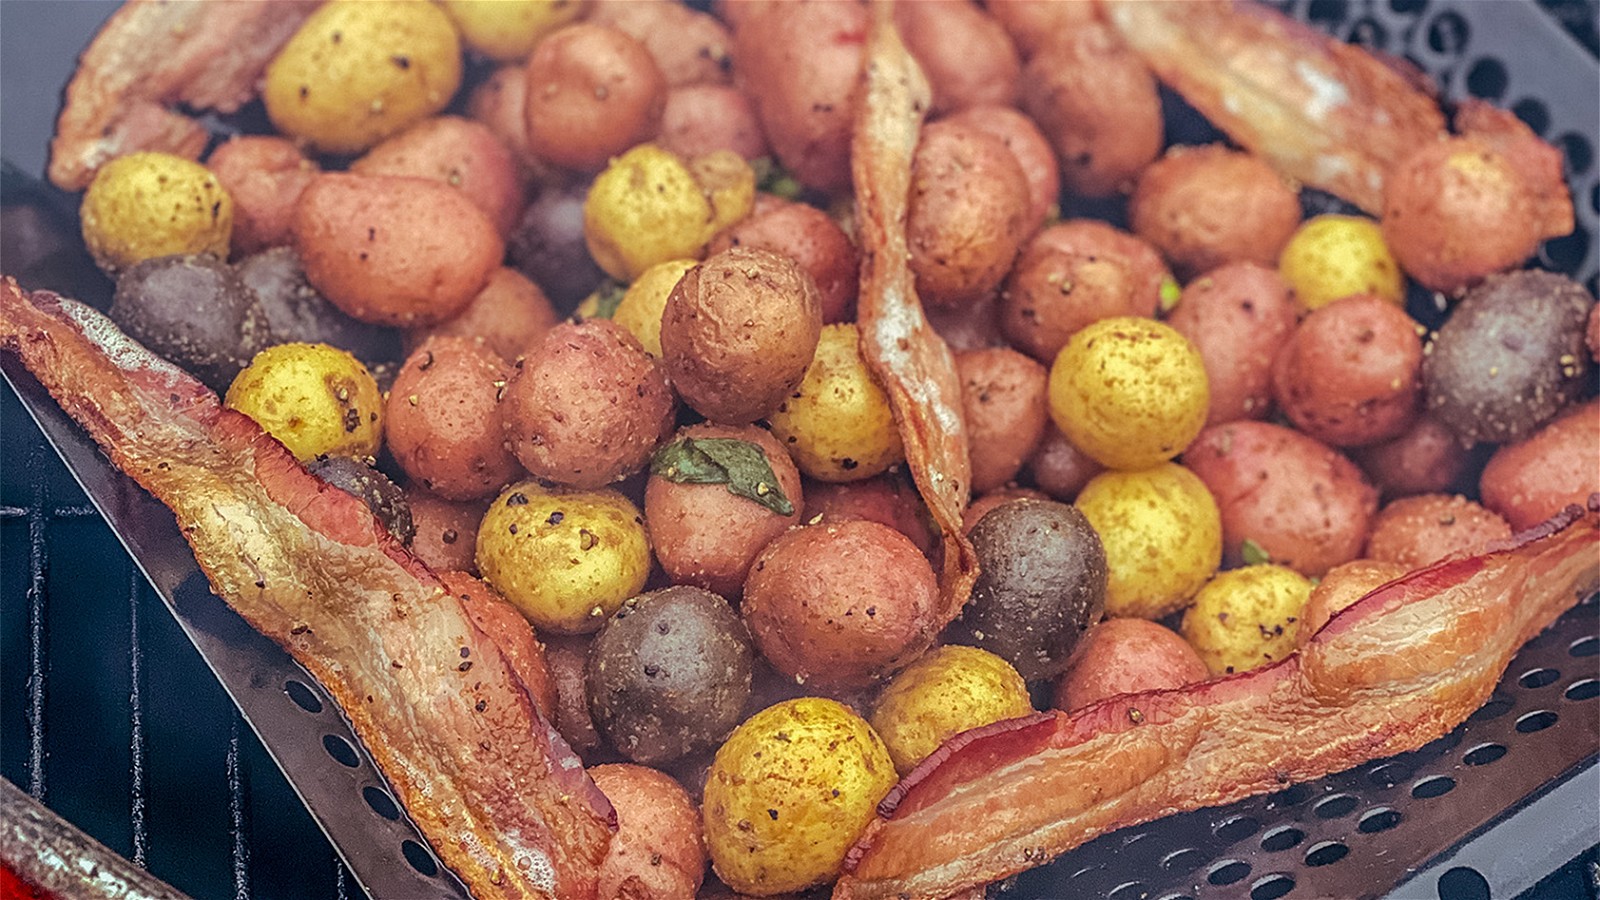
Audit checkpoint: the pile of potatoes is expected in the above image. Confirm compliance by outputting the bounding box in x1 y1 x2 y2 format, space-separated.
69 0 1599 896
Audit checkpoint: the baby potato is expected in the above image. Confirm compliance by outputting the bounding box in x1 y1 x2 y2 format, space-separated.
894 0 1019 116
943 104 1061 232
1075 464 1222 620
1351 415 1476 499
1296 559 1407 646
405 489 487 574
589 763 706 899
1479 399 1600 532
440 0 581 62
307 456 414 543
802 473 937 558
1048 317 1210 471
957 347 1049 494
1181 565 1314 676
206 136 318 257
80 152 232 274
263 0 462 155
351 116 524 238
871 645 1031 776
582 145 714 281
509 182 608 309
589 0 734 89
707 200 859 325
111 254 271 393
907 119 1031 309
703 698 897 895
407 267 559 365
1273 295 1423 447
385 337 520 501
768 323 904 482
1365 494 1512 570
659 84 769 161
224 342 384 462
1129 144 1301 279
523 22 666 173
613 258 697 357
963 487 1049 535
1026 425 1104 502
1166 262 1298 427
475 481 650 634
1278 214 1404 313
1053 618 1210 712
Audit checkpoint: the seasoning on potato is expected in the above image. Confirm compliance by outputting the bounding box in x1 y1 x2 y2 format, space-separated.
405 490 487 574
523 22 667 172
475 480 651 634
1365 494 1512 570
584 144 752 281
957 347 1049 494
589 763 708 900
407 266 559 365
1129 144 1301 279
1272 294 1423 447
80 152 233 274
235 247 401 369
1074 464 1221 621
706 199 859 325
306 455 414 544
384 336 520 501
612 258 697 357
440 0 582 63
1278 214 1404 313
871 645 1031 776
769 323 905 482
702 697 897 896
1478 399 1600 532
1181 564 1314 676
350 115 524 238
1165 261 1298 427
206 136 318 257
224 342 384 462
1048 316 1210 471
110 254 270 393
1053 617 1210 713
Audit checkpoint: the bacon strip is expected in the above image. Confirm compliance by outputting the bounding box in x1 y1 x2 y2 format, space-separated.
0 279 614 900
836 501 1600 899
851 1 978 625
1103 0 1446 214
49 0 318 191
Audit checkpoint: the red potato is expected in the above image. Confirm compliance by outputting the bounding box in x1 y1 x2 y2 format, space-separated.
386 337 522 501
523 23 666 173
589 0 733 88
1351 415 1476 499
1272 294 1423 447
1019 22 1163 198
589 764 707 900
927 293 1006 352
1129 144 1301 279
205 135 318 257
1052 618 1209 713
730 1 866 192
963 486 1049 535
801 474 938 558
351 116 524 238
986 0 1102 60
943 104 1061 232
405 490 487 575
1184 421 1379 577
544 634 604 756
1026 425 1104 502
407 267 560 366
1296 559 1407 647
956 347 1049 493
467 63 549 178
894 0 1020 116
1479 399 1600 532
707 200 858 325
292 173 503 327
659 84 768 161
1167 262 1298 427
1365 494 1512 570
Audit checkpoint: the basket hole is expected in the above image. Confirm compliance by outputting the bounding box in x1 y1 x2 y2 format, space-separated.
1313 794 1358 819
1557 133 1594 176
1261 826 1305 853
1359 807 1403 834
1463 58 1508 100
284 679 322 714
1566 679 1599 701
1266 783 1311 808
1251 874 1297 900
1215 815 1260 843
1305 841 1349 867
1511 97 1551 136
1107 881 1149 900
1425 11 1469 55
363 786 400 821
1462 743 1506 766
1515 710 1558 734
401 839 438 878
1208 860 1251 886
1519 667 1560 689
1437 865 1490 900
1590 183 1599 217
1307 0 1348 26
1467 694 1512 722
322 734 360 768
1540 223 1592 275
1412 775 1456 799
1162 847 1205 874
1347 16 1388 51
1368 762 1413 788
1570 635 1599 658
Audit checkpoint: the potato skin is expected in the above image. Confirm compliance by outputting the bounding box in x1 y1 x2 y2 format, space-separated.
1184 421 1378 577
1351 414 1475 499
523 23 666 172
645 424 804 599
957 347 1049 493
408 266 559 365
660 84 769 161
1365 494 1512 570
1297 559 1407 646
986 0 1101 60
1181 564 1313 676
708 200 858 325
1053 618 1209 713
111 254 270 393
440 0 582 63
500 320 677 488
801 473 936 558
612 258 698 358
1167 262 1297 427
870 645 1031 776
385 337 520 501
1479 399 1600 532
1026 425 1104 502
292 173 503 327
662 247 823 425
894 0 1020 116
962 487 1050 535
404 489 486 574
742 521 939 693
769 323 905 482
263 0 462 155
351 116 523 237
1273 295 1423 447
1278 215 1404 313
943 104 1061 232
206 136 317 257
81 152 232 274
1073 464 1220 621
1130 145 1300 279
907 120 1031 309
224 342 384 462
509 182 607 309
582 144 734 282
590 764 707 900
589 0 734 88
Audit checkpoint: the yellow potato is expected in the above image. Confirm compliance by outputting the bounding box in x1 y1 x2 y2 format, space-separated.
1075 463 1222 619
1048 316 1209 470
224 343 383 462
613 258 697 357
1279 214 1405 313
440 0 583 62
768 324 904 482
870 645 1032 776
79 152 232 274
688 149 757 238
1181 564 1314 676
475 481 650 634
584 145 714 280
263 1 463 154
703 698 897 895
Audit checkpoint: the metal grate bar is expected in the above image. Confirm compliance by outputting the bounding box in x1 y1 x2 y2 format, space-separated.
128 568 148 868
227 715 251 900
26 444 47 801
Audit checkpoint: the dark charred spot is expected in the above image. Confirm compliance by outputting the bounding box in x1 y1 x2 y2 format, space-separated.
547 510 564 525
392 55 410 69
507 492 529 506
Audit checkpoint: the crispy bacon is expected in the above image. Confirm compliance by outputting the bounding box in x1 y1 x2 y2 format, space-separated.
851 1 978 626
49 0 318 191
1103 0 1446 214
835 501 1600 899
0 279 614 900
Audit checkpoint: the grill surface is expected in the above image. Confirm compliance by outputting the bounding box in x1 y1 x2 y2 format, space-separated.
2 2 1598 900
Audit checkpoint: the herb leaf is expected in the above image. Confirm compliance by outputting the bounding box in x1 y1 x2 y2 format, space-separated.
587 280 627 319
1240 538 1271 566
651 437 795 516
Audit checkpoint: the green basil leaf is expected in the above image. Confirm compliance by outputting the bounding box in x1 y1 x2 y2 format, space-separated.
1240 538 1271 566
650 437 795 516
1158 276 1183 313
588 280 626 319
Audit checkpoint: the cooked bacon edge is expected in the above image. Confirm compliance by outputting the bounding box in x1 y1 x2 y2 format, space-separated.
836 500 1600 899
851 1 978 626
0 279 614 900
1104 0 1446 214
49 0 318 191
